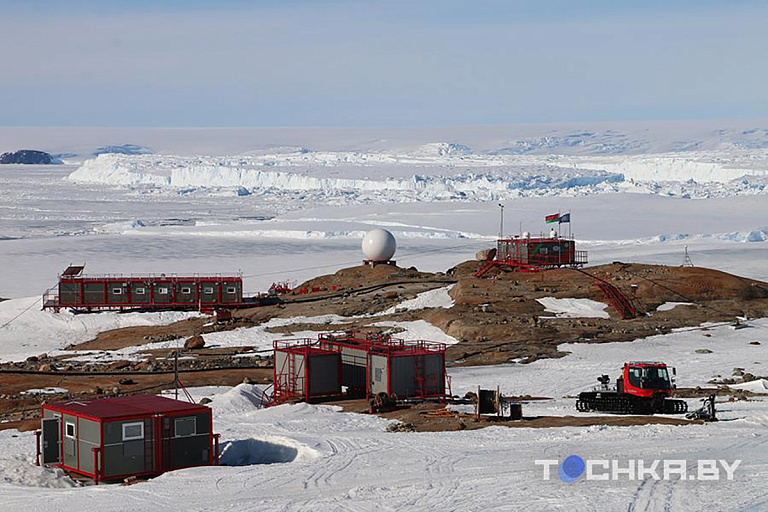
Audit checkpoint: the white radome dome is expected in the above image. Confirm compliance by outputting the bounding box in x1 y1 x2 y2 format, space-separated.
362 229 397 262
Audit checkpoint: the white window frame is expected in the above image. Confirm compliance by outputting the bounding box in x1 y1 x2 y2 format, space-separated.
180 287 192 294
112 287 123 295
122 421 145 441
135 287 146 295
540 247 548 254
65 422 76 439
226 287 237 294
157 287 169 295
174 417 197 438
203 287 214 294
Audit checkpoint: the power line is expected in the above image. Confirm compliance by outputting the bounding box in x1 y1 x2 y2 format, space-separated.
241 238 491 280
0 296 43 331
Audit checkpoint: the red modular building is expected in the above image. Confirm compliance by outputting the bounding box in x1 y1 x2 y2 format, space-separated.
272 339 343 403
38 395 218 484
476 235 588 276
43 265 248 313
272 332 449 404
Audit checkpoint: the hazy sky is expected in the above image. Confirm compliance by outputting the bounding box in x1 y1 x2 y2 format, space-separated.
1 0 767 127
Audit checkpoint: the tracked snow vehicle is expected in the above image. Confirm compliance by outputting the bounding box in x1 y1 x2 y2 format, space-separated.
576 361 688 414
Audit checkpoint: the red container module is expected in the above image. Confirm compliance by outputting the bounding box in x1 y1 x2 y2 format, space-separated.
37 395 217 484
43 264 245 313
272 339 343 404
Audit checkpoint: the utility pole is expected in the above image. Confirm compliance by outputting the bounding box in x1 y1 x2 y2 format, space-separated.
498 203 504 239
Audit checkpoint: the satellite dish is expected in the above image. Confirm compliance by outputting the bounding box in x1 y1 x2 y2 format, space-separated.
362 229 397 262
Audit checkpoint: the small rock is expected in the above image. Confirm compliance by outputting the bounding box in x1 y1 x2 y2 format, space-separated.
111 387 120 394
26 356 38 363
750 341 761 345
91 387 103 394
242 377 255 385
38 364 52 372
695 349 713 354
108 360 131 371
184 335 205 350
386 422 416 432
199 397 212 405
119 378 135 385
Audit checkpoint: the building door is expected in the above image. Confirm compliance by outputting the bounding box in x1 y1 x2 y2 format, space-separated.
41 418 61 464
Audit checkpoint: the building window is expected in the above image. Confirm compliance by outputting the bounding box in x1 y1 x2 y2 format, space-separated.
181 287 192 294
65 422 75 439
112 288 123 295
158 287 169 295
135 287 146 295
226 287 237 294
374 368 383 381
203 287 214 294
553 246 560 252
174 417 196 437
122 422 144 441
564 242 570 248
540 247 548 254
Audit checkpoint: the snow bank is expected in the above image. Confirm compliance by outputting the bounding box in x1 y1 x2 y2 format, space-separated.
0 456 78 488
656 302 694 312
729 378 768 393
536 297 610 319
374 320 459 344
381 285 455 315
208 383 271 416
0 297 200 362
219 437 319 466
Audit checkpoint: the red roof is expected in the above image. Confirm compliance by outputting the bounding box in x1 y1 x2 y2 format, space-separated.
45 395 209 420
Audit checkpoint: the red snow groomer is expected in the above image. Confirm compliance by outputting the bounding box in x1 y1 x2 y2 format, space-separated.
576 361 688 414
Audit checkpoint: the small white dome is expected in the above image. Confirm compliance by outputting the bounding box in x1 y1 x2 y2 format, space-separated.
522 231 530 239
362 229 397 261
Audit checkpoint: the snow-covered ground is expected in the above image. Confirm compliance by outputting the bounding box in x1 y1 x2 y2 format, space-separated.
0 297 200 362
536 297 610 319
0 320 767 511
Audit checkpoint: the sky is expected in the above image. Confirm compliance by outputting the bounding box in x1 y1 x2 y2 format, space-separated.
0 0 767 127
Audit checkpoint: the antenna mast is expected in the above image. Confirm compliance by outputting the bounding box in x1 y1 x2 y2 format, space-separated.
498 203 504 239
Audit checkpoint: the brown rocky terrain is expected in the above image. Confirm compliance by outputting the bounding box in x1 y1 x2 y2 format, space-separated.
3 260 766 433
66 261 768 367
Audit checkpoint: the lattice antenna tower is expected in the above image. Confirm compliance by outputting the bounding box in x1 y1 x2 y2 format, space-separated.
683 246 694 267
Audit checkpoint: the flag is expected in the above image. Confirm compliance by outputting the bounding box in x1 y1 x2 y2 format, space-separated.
559 213 571 224
545 213 560 223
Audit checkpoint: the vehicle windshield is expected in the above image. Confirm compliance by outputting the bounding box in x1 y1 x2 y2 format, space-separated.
627 366 671 389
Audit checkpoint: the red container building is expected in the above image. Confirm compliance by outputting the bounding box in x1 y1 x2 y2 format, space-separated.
272 333 449 404
38 395 218 484
272 339 343 403
43 265 246 313
476 234 587 276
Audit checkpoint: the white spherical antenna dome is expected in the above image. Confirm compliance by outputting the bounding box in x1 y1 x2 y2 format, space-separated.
362 229 397 262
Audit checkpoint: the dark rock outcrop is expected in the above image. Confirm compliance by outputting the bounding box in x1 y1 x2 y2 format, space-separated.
0 150 56 164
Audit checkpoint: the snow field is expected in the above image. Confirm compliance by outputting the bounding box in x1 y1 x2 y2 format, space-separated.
536 297 611 319
0 297 200 362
